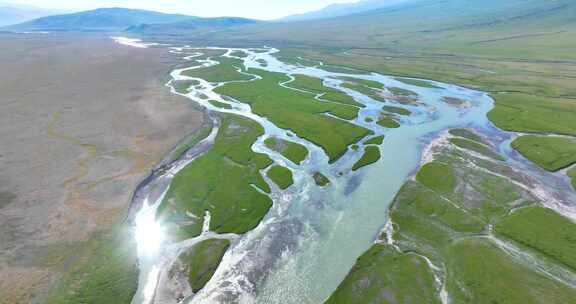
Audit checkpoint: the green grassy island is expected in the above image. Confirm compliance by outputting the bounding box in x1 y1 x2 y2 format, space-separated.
265 137 309 165
157 114 273 239
352 146 381 171
511 135 576 171
215 69 371 162
267 165 294 190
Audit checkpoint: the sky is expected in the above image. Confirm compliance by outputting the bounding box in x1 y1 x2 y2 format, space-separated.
6 0 361 20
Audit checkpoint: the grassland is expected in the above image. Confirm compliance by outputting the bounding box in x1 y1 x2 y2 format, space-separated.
182 57 253 83
264 137 309 165
341 81 386 102
488 94 576 136
415 162 456 194
495 206 576 271
446 238 576 304
325 244 440 304
208 100 233 109
395 78 439 89
46 226 138 304
173 79 200 94
364 135 385 145
288 75 364 108
152 2 576 301
511 135 576 171
192 49 228 61
157 114 273 239
338 77 384 90
569 167 576 190
377 116 400 128
178 238 230 292
449 128 485 143
390 181 485 249
267 165 294 190
352 146 381 171
228 3 576 169
215 68 371 162
329 129 576 303
275 55 318 67
388 87 417 97
288 50 575 171
449 137 505 161
229 50 247 58
382 105 411 116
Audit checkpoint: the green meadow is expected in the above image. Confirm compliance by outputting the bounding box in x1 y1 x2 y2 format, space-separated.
288 75 364 108
182 57 253 82
46 226 138 304
352 146 381 171
215 68 371 162
265 137 309 165
208 99 233 109
395 78 439 89
415 162 456 195
377 116 400 129
325 244 439 304
341 81 387 102
449 128 485 143
364 135 385 145
178 238 230 292
267 165 294 190
511 136 576 171
569 167 576 190
157 114 273 239
329 128 576 303
495 206 576 271
447 238 576 304
382 105 411 116
449 137 505 161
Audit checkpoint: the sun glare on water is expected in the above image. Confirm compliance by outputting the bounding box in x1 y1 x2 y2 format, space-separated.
134 198 164 256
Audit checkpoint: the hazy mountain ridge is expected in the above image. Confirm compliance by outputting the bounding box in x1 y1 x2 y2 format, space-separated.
4 7 195 31
5 7 261 33
0 2 64 27
280 0 409 21
182 0 576 61
126 17 259 35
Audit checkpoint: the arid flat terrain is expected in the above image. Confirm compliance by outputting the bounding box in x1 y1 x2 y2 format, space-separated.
0 33 202 303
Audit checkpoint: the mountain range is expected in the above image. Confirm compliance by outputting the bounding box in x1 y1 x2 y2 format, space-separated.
0 2 66 27
3 7 257 32
4 0 575 60
4 7 197 31
280 0 409 21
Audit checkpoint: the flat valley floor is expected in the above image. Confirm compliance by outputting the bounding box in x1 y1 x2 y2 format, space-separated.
0 33 203 303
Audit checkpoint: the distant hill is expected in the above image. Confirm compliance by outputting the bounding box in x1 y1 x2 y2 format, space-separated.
280 0 409 21
191 0 576 60
0 2 64 27
126 17 259 35
5 7 193 31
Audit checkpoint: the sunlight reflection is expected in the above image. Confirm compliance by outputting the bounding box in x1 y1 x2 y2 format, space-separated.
135 197 164 257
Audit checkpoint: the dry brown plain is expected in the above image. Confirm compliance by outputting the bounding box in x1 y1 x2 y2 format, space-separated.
0 32 202 303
